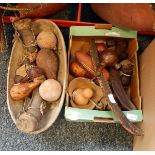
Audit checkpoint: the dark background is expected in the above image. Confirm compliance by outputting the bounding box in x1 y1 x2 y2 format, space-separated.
0 3 154 151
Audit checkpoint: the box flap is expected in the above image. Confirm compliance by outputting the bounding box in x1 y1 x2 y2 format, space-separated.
133 39 155 151
70 26 137 38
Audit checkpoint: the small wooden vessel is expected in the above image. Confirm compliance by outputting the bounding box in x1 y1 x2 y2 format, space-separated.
7 19 67 134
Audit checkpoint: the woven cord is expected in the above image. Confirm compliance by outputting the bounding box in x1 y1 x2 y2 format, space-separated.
0 5 33 11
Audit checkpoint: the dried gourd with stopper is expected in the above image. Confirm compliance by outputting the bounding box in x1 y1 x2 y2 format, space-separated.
16 88 48 133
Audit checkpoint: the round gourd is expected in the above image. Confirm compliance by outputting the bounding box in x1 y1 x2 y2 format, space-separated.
37 31 57 49
82 88 93 99
39 79 62 102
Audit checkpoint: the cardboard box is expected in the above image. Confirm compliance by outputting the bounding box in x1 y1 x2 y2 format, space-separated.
133 39 155 150
65 26 143 123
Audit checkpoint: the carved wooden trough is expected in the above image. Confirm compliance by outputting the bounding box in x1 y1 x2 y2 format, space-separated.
7 19 67 134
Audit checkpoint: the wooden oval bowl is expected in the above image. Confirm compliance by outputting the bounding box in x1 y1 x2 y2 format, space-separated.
7 19 67 134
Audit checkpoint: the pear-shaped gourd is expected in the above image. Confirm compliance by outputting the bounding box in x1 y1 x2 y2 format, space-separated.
72 88 94 105
36 49 58 79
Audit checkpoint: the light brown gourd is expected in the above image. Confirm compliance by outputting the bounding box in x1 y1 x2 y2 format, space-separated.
37 31 57 49
39 79 62 102
72 88 94 105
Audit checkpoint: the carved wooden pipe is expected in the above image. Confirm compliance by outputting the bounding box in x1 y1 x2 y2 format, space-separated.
108 102 143 136
110 68 137 110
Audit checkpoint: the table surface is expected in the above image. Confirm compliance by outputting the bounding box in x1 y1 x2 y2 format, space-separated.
0 3 154 151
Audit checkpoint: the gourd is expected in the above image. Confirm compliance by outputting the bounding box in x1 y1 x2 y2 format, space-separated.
39 79 62 102
72 88 94 105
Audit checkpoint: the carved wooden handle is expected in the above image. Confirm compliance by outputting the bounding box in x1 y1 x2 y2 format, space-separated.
108 103 143 136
